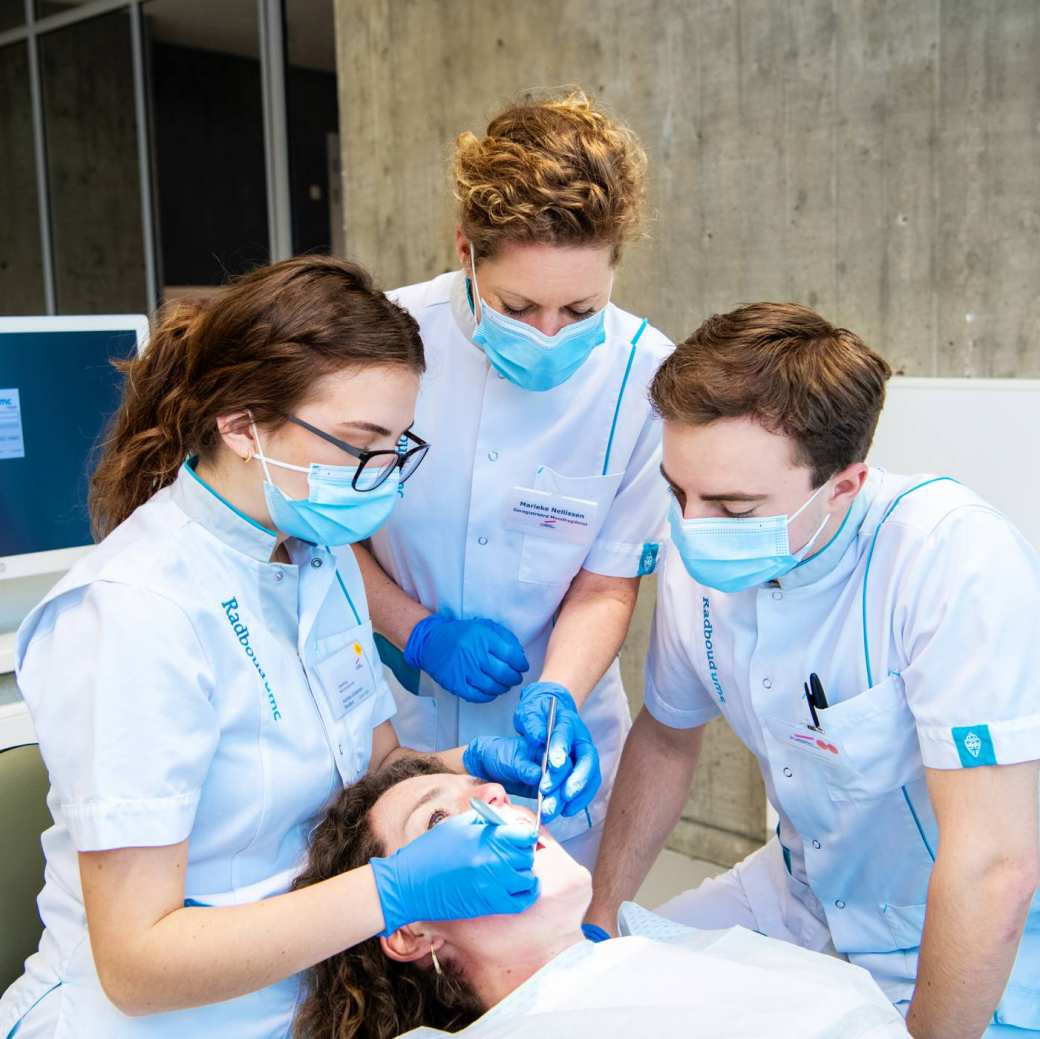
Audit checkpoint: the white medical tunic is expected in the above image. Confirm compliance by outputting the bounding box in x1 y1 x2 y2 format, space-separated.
365 270 671 843
0 463 395 1039
645 469 1040 1031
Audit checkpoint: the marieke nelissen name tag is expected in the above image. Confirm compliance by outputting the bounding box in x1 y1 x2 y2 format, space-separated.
504 486 599 544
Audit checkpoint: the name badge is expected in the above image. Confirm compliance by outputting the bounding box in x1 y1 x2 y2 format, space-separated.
318 640 378 720
774 720 848 770
504 486 599 545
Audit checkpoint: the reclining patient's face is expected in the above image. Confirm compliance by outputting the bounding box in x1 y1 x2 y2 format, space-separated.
370 773 592 955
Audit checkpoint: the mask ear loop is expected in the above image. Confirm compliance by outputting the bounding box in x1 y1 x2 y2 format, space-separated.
789 480 828 522
250 419 309 475
467 240 483 323
250 420 276 485
796 511 832 560
430 946 443 976
791 481 831 559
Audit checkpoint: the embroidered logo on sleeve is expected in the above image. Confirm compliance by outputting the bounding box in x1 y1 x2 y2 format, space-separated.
638 542 660 576
952 724 996 767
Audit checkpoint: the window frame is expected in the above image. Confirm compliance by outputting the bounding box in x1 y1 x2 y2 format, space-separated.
0 0 296 314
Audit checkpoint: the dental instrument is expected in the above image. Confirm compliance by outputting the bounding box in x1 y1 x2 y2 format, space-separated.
469 797 511 826
534 695 558 833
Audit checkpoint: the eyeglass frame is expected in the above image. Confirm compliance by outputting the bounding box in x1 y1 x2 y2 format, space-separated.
283 414 430 492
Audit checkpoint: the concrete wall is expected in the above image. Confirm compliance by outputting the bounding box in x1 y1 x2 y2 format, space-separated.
335 0 1040 864
40 11 147 314
0 42 46 315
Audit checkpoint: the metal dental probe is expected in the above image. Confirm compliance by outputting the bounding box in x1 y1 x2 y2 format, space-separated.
534 695 558 834
469 797 510 826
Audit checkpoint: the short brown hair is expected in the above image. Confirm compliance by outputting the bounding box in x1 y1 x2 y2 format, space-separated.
453 89 647 264
651 303 892 486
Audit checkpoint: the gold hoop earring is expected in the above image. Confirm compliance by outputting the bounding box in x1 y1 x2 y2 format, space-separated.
430 946 443 976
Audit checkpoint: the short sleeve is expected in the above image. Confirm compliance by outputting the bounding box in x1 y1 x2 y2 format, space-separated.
899 507 1040 769
643 549 722 730
584 410 669 579
18 582 219 850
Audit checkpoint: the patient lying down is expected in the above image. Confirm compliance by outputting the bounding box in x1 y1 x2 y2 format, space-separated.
293 759 908 1038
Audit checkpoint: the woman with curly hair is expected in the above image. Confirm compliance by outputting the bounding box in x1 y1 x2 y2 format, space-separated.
292 758 910 1039
352 91 673 868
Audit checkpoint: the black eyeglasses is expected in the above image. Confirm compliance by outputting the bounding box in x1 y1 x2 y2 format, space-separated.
285 415 430 492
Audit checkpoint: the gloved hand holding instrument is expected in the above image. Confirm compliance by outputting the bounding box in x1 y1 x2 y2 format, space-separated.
513 681 602 824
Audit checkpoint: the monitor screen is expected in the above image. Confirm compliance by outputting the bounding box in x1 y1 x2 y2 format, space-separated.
0 327 139 562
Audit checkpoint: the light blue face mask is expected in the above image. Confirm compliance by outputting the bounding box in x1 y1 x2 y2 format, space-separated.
253 425 399 546
668 483 830 593
468 248 607 392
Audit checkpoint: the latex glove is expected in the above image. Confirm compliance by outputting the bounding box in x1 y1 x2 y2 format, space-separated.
370 809 539 936
513 682 602 821
582 923 612 943
404 612 529 703
463 736 544 799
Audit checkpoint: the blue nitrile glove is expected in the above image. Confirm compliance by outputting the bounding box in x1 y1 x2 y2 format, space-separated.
582 923 612 943
370 809 539 936
513 682 602 821
404 612 529 703
463 735 544 799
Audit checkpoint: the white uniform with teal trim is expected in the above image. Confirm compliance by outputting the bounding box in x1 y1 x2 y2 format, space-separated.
363 270 671 852
645 469 1040 1034
0 463 395 1038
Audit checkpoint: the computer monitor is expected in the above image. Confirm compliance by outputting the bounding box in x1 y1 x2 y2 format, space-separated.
0 315 148 581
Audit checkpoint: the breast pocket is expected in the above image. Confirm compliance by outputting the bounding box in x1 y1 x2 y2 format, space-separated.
817 673 924 803
310 621 387 783
516 466 623 586
312 621 382 725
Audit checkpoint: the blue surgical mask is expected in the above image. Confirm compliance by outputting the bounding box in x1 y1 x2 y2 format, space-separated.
467 248 607 392
668 484 830 593
253 425 399 546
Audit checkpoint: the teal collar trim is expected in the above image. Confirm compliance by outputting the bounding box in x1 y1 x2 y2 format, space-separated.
778 469 880 590
450 269 479 344
176 459 278 562
601 323 645 475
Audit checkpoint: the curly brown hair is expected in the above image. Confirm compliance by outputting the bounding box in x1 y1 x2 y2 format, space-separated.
453 89 647 264
292 757 483 1039
89 256 424 540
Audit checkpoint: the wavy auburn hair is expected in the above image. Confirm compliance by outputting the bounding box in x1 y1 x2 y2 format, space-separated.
292 757 483 1039
454 89 647 264
89 256 423 539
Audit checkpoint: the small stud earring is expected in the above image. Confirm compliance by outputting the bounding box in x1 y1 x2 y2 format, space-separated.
430 946 443 976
